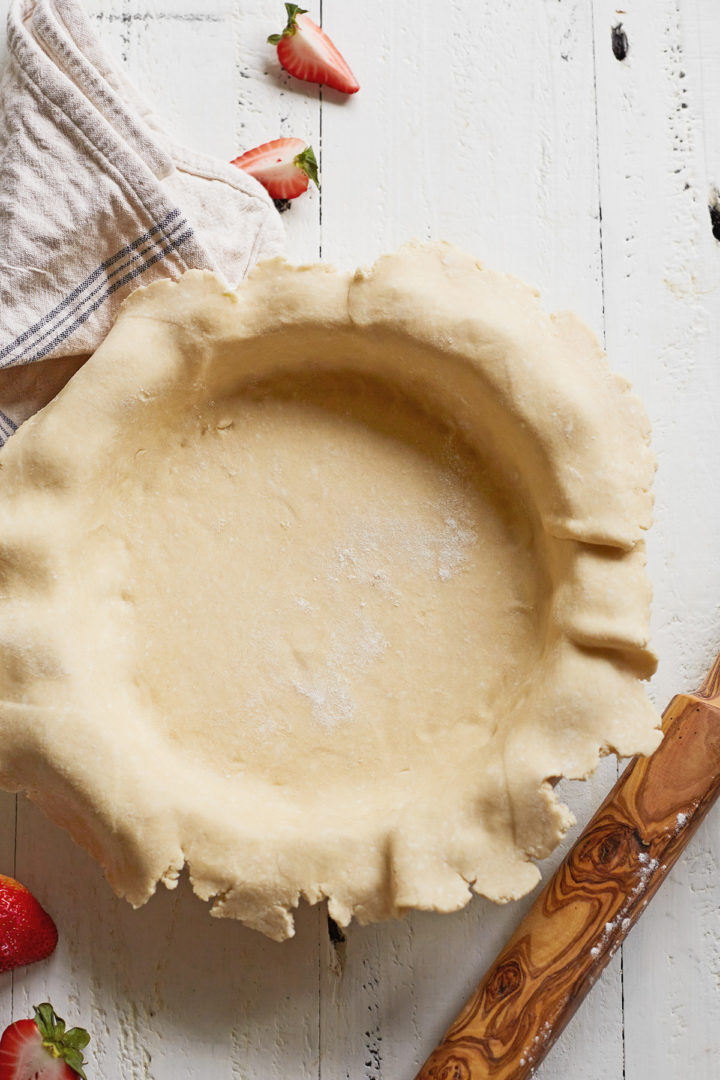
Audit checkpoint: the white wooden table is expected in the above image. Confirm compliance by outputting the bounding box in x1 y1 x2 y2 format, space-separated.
1 1 719 1077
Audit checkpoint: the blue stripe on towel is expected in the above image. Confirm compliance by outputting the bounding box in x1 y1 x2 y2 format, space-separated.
22 228 194 365
0 409 18 438
10 216 190 366
0 209 190 368
0 218 194 446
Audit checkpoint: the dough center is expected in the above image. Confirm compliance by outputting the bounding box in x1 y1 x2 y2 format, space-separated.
110 372 547 793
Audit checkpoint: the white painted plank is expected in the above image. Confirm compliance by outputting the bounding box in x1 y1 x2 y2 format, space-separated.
593 0 720 1077
319 2 623 1078
320 0 605 319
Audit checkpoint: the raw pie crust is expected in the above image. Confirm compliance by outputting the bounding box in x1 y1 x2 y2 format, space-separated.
0 243 660 940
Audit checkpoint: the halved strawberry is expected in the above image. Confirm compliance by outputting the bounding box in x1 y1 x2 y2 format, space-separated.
231 138 319 201
268 4 359 94
0 1004 90 1079
0 874 57 974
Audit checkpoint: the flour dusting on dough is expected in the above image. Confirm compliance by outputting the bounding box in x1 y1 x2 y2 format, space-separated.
288 490 479 728
292 611 389 728
332 492 479 590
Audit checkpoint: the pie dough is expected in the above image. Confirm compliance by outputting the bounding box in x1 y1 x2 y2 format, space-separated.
0 242 660 940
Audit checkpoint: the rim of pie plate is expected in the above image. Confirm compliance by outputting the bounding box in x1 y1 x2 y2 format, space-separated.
0 241 661 941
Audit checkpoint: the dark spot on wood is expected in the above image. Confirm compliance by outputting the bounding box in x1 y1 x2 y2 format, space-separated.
597 832 622 863
327 913 347 976
274 198 292 214
710 190 720 242
485 959 523 1002
611 23 628 61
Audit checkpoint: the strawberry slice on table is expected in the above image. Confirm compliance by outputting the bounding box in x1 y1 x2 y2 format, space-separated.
268 4 359 94
231 138 319 201
0 875 57 974
0 1003 90 1079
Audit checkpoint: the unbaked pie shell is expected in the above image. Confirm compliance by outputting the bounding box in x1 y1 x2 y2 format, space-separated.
0 243 660 939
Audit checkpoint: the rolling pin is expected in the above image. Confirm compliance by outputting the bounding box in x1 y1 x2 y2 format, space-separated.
416 651 720 1080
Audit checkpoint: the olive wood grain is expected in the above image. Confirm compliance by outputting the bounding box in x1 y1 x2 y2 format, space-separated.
415 652 720 1080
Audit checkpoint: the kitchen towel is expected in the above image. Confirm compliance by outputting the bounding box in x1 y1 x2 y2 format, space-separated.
0 0 285 444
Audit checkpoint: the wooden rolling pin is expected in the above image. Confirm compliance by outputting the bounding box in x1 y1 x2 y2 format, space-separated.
416 652 720 1080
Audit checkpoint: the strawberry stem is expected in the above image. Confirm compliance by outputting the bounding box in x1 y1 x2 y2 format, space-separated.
267 3 308 44
34 1004 90 1080
294 145 320 189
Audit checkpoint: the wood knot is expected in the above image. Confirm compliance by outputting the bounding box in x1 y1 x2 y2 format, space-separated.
484 958 523 1004
573 820 638 880
597 832 622 864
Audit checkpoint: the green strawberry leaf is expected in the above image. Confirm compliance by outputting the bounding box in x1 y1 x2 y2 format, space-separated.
293 146 320 188
63 1048 88 1079
33 1004 90 1079
34 1003 63 1041
285 4 308 26
64 1027 91 1050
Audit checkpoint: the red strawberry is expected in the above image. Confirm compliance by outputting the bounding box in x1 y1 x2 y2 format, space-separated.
268 4 359 94
0 1003 90 1079
0 875 57 974
231 138 319 201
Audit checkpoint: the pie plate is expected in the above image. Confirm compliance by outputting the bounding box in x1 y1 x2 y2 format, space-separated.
0 242 660 940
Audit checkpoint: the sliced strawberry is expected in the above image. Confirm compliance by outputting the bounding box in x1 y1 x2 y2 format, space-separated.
268 4 359 94
0 1004 90 1079
0 875 57 974
231 138 319 201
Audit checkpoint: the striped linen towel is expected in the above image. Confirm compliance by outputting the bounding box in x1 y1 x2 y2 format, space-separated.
0 0 285 444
